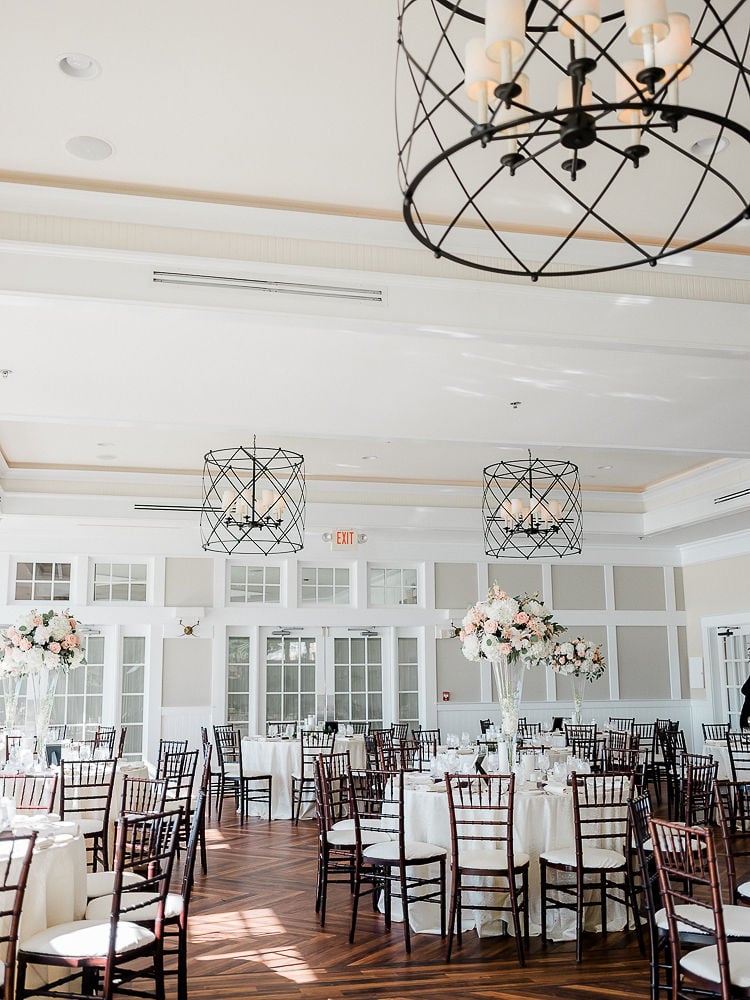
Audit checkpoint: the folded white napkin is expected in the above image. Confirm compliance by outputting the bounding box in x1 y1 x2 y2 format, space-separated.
543 783 567 795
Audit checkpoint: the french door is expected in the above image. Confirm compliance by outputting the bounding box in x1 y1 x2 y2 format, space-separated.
717 629 750 729
257 627 415 732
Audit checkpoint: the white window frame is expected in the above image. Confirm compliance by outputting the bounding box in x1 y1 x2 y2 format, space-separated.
367 563 422 609
227 563 283 605
119 629 148 759
329 630 385 728
395 630 421 732
298 564 353 607
53 632 106 741
90 560 149 604
13 559 72 604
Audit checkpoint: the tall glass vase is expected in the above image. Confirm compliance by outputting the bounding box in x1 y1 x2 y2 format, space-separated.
29 668 59 763
490 654 526 772
1 674 23 733
570 672 588 725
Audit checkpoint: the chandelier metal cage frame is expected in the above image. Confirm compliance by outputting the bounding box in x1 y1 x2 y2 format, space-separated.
396 0 750 280
482 451 583 558
200 442 305 556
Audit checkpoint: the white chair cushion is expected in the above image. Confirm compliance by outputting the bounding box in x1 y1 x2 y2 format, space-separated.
655 904 750 939
682 941 750 988
20 919 154 959
332 818 355 831
325 829 358 848
86 871 145 899
223 763 240 779
363 840 447 863
738 881 750 900
85 891 184 923
458 848 530 872
540 846 625 869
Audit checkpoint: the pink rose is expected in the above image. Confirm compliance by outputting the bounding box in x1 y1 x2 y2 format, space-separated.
484 619 498 634
32 616 42 626
514 612 530 625
19 639 32 651
49 642 61 654
499 642 512 655
69 619 76 628
464 623 476 635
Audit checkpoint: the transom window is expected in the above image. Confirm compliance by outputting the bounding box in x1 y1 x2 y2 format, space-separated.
300 566 350 605
52 634 105 741
15 561 71 602
265 635 316 724
368 566 419 607
229 564 281 604
93 562 147 603
333 635 383 729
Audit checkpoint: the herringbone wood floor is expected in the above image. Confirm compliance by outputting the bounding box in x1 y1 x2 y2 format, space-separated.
183 810 651 1000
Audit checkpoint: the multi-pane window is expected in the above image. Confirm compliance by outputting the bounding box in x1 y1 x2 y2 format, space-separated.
397 637 420 732
52 634 104 741
120 636 145 758
229 565 281 604
300 567 350 605
93 563 147 603
265 636 316 724
15 561 71 602
333 635 383 729
368 566 419 607
227 636 251 736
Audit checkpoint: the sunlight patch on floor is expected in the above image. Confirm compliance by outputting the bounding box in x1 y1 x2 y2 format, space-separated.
191 908 318 983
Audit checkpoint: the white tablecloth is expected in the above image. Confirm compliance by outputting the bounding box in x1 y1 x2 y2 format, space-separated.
398 778 628 941
703 740 732 779
241 735 366 820
10 819 87 986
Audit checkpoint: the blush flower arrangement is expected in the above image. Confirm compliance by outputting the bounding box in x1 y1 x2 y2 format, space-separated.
458 583 565 666
0 609 86 677
550 638 606 681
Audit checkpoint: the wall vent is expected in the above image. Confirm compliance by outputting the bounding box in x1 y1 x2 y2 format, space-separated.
714 487 750 505
153 270 383 303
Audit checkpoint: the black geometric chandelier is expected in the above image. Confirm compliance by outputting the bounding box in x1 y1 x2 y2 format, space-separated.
200 441 305 556
396 0 750 279
482 451 583 557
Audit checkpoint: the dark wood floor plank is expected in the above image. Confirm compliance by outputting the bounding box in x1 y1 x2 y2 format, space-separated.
180 812 651 1000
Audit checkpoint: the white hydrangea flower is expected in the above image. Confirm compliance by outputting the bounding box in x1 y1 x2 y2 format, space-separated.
33 625 52 645
15 612 36 633
43 649 60 670
49 615 72 642
462 633 481 661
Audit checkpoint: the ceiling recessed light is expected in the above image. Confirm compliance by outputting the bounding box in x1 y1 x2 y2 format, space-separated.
690 136 729 159
597 464 613 470
361 455 378 461
58 53 101 79
96 453 117 461
65 135 113 161
0 369 12 379
96 441 115 447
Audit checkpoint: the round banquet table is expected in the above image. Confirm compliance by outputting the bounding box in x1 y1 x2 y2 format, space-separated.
241 735 366 820
396 776 629 941
703 740 732 780
8 818 87 987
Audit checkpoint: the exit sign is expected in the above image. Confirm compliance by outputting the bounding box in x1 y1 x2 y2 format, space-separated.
331 529 358 549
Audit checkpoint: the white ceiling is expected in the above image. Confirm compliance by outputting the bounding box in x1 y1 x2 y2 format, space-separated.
0 1 748 549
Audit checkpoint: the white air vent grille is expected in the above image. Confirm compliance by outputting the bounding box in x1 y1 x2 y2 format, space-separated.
153 270 383 303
